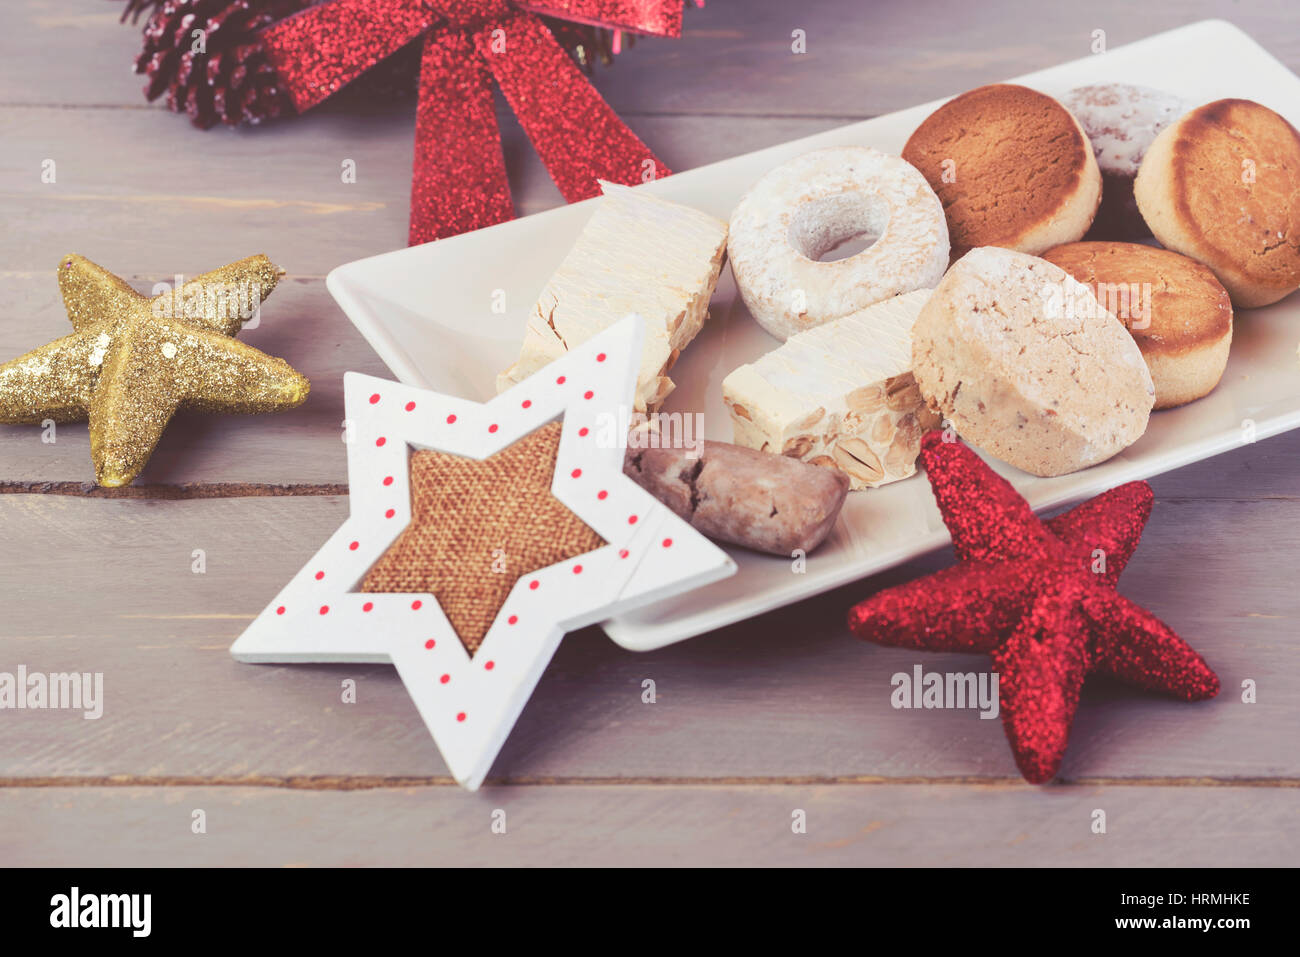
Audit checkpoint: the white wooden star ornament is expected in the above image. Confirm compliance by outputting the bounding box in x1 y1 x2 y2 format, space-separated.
230 316 736 789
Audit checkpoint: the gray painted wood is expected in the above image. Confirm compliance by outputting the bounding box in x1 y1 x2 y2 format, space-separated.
0 479 1295 781
2 0 1298 864
0 108 836 274
6 1 1298 116
1 783 1295 866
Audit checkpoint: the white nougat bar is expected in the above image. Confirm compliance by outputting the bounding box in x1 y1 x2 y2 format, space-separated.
496 183 729 412
721 290 937 490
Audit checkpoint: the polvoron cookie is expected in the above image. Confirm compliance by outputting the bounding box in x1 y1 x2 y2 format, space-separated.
1043 241 1232 409
911 247 1154 476
1134 98 1300 308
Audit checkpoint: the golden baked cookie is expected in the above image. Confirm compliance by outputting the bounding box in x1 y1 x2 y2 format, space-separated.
902 84 1101 256
1043 242 1232 409
1134 98 1300 308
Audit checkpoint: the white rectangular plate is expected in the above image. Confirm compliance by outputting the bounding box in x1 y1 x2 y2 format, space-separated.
329 19 1300 652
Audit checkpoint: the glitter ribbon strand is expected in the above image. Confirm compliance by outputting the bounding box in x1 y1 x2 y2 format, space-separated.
261 0 680 242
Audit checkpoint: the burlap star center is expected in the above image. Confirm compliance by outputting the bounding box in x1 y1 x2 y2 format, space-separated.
362 420 606 652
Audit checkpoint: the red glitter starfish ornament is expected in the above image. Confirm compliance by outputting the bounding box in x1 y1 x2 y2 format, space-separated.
847 431 1220 784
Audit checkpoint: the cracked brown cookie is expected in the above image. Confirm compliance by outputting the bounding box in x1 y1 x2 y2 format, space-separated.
911 247 1155 476
902 84 1102 256
1134 98 1300 308
624 438 848 556
1043 241 1233 409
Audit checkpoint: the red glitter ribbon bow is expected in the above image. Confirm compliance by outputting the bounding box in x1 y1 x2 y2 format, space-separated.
262 0 680 243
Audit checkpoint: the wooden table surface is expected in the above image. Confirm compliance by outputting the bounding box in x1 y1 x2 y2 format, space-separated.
2 0 1298 866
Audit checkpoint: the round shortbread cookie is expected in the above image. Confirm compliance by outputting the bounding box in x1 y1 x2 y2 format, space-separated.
727 146 949 341
1061 83 1190 240
1134 98 1300 308
902 84 1102 256
1043 241 1232 409
911 247 1154 476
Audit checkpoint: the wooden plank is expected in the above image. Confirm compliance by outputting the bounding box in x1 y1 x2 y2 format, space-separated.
7 1 1299 117
1 483 1296 781
0 107 837 276
0 783 1294 866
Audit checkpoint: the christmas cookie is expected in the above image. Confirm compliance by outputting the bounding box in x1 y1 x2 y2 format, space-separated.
624 438 849 556
902 84 1102 256
911 247 1155 477
727 147 949 341
1134 98 1300 308
1043 242 1233 409
1061 83 1190 240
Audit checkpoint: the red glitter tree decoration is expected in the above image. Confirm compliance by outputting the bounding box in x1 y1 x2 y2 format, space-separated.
848 431 1220 783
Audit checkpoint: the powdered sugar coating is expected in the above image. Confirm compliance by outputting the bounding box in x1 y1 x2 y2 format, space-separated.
728 147 949 341
911 247 1155 476
1063 83 1190 177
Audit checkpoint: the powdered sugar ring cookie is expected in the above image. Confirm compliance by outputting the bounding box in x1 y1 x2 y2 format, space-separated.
728 147 949 341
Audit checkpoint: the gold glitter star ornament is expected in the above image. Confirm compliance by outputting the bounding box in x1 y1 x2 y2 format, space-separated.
0 254 310 486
